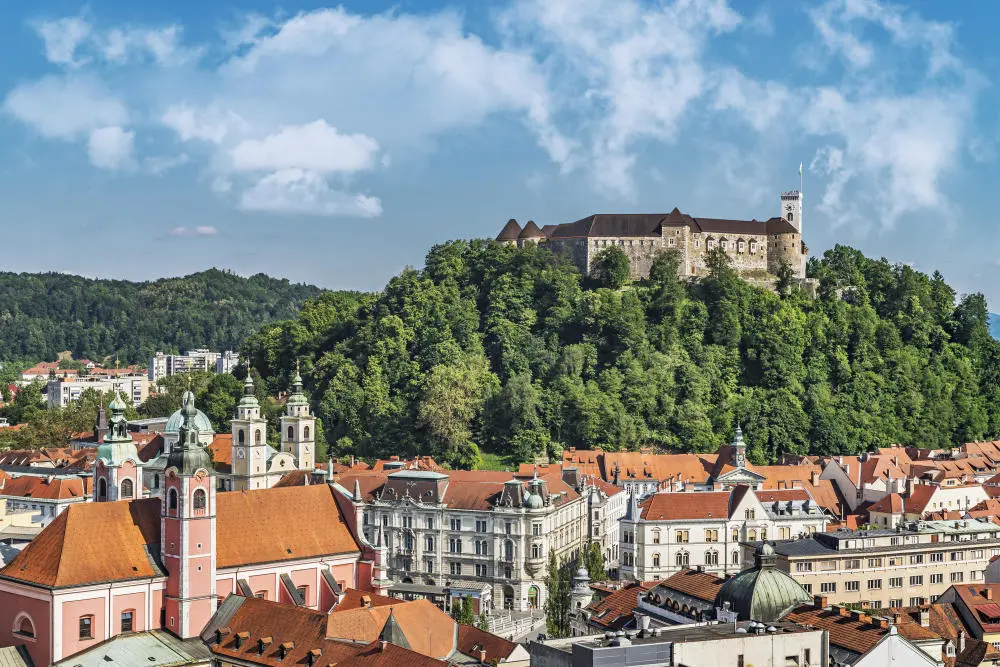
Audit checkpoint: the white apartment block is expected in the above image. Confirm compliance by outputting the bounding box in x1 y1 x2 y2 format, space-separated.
339 469 590 612
757 518 1000 609
148 349 238 382
45 374 149 408
619 486 828 581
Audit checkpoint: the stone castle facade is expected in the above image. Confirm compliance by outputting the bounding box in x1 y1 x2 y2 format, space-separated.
497 190 807 280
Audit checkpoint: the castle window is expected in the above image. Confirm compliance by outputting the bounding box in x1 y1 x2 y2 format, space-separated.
707 239 715 251
193 489 207 513
304 426 310 439
168 488 178 511
788 212 794 222
720 239 728 250
738 241 746 253
120 479 133 499
668 237 676 247
749 242 757 254
695 240 701 248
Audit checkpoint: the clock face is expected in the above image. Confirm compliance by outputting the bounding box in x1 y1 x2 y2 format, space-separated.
785 203 794 212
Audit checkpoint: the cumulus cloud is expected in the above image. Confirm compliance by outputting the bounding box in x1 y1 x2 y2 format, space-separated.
240 169 382 217
230 121 379 173
3 75 127 140
88 126 135 170
33 16 194 67
33 16 92 67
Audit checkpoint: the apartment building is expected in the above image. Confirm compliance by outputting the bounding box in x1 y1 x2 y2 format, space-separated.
148 349 238 382
336 468 589 612
619 486 828 581
755 519 1000 609
45 374 150 408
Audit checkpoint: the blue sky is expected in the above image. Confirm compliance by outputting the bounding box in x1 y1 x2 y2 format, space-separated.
2 1 1000 305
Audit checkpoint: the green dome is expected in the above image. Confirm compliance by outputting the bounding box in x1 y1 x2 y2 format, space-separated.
715 543 811 623
164 391 215 434
166 392 214 476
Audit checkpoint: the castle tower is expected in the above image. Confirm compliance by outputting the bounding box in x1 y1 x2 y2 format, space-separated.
93 390 142 502
780 190 802 234
231 372 269 490
280 362 316 471
161 393 216 639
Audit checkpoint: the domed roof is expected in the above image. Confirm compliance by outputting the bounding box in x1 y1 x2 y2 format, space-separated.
166 392 214 476
525 492 544 510
164 391 214 434
715 543 810 623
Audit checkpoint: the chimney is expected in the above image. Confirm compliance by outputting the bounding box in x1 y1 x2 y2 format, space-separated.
379 640 388 653
892 614 903 625
811 471 820 486
919 609 930 627
878 619 888 629
813 595 829 608
987 588 994 600
479 649 487 663
959 630 966 653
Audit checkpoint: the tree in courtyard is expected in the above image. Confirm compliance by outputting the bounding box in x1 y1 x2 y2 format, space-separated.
583 541 608 582
544 551 572 637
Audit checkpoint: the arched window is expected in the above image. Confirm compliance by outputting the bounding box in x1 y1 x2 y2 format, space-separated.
238 430 245 445
732 551 740 565
675 551 689 567
652 553 660 567
531 544 541 559
13 613 35 638
120 479 134 499
706 551 719 566
168 488 178 511
98 478 107 501
287 426 294 440
788 212 794 222
193 489 207 512
254 430 262 444
504 540 514 561
304 426 310 439
748 529 757 541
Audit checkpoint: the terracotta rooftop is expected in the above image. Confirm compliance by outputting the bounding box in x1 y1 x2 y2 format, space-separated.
584 581 656 630
456 624 518 663
209 434 233 474
0 498 162 588
208 596 446 667
334 589 398 611
324 598 456 659
657 568 725 602
783 604 937 655
640 491 733 521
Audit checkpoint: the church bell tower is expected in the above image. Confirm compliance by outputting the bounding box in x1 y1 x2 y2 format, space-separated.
280 362 316 471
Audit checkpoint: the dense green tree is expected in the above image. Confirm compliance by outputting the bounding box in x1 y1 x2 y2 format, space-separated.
583 541 607 582
543 551 571 638
453 596 476 625
590 247 631 290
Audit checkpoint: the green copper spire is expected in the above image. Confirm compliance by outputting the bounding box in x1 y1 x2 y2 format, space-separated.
286 360 309 408
238 368 260 410
167 391 214 475
97 389 137 465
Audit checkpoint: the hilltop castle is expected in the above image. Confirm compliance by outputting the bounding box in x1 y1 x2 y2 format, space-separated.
497 190 807 281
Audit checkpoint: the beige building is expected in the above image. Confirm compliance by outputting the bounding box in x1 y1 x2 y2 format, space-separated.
753 519 1000 609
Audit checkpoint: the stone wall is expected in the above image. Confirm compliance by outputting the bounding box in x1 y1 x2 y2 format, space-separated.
767 232 804 277
581 237 666 279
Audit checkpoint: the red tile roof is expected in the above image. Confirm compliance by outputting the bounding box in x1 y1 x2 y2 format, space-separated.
584 581 655 630
456 624 518 663
324 598 456 659
0 474 88 500
783 605 937 655
334 590 398 611
657 569 725 602
640 491 732 521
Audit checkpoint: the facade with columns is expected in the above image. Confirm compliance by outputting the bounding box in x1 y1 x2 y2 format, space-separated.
0 392 389 667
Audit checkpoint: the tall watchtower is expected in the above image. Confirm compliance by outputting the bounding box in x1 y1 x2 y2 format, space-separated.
780 190 803 234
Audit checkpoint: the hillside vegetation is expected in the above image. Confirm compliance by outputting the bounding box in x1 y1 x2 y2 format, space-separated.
243 242 1000 467
0 269 322 363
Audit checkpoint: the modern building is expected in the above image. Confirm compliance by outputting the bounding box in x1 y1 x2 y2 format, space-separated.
148 349 239 382
45 373 150 408
529 619 826 667
754 519 1000 609
335 467 589 612
0 469 89 528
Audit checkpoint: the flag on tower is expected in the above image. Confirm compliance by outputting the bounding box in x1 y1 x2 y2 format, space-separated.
799 162 803 176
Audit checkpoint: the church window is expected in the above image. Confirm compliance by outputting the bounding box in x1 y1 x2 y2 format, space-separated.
168 489 178 511
238 430 245 445
120 479 134 499
13 614 34 639
120 610 134 632
193 489 207 513
98 478 107 501
79 616 94 640
287 426 294 440
304 426 310 439
254 430 262 445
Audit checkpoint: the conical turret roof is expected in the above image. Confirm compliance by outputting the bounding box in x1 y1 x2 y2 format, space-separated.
496 218 522 241
518 220 543 239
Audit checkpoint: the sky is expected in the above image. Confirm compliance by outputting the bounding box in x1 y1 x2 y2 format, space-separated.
2 1 1000 305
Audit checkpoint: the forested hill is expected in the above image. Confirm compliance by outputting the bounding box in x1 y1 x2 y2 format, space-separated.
0 269 322 363
242 242 1000 467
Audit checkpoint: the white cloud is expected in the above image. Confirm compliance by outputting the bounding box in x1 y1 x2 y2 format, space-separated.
160 104 247 144
169 225 218 237
100 25 195 65
240 168 382 217
498 0 741 197
33 17 92 67
88 126 135 170
230 121 379 173
3 75 127 140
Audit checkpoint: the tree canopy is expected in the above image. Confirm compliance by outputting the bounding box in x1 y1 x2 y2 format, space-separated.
0 268 322 363
241 240 1000 466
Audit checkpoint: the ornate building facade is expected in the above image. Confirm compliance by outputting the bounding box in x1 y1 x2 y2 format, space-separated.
497 190 807 281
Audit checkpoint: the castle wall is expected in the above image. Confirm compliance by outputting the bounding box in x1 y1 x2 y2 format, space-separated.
685 232 771 277
582 237 666 279
767 232 804 277
545 238 589 277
